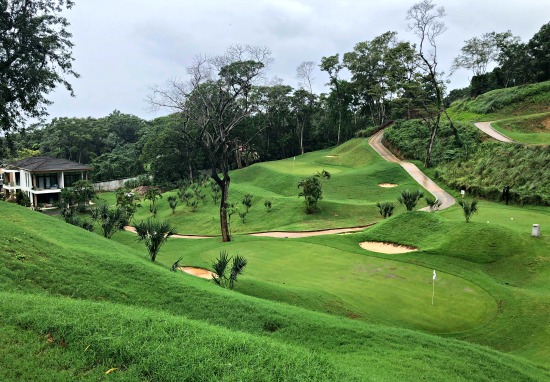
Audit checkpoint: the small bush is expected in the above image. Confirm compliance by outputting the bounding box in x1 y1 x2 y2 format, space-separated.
376 202 395 218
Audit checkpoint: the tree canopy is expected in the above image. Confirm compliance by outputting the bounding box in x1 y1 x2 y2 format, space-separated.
0 0 78 131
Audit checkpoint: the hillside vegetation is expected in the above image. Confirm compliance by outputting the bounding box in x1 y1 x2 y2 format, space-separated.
437 143 550 205
448 80 550 121
3 202 549 381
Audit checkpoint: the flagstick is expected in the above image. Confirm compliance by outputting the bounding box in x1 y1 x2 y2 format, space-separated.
432 278 435 305
432 269 436 306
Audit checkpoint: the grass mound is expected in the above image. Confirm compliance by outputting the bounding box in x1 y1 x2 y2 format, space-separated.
1 202 549 380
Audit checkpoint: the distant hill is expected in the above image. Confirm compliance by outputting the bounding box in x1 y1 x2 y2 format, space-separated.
448 80 550 121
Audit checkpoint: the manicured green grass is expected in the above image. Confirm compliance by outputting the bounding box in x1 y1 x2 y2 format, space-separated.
1 202 549 381
492 113 550 144
156 238 495 333
100 139 429 234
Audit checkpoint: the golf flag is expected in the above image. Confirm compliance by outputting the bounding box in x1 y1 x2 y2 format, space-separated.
432 270 436 305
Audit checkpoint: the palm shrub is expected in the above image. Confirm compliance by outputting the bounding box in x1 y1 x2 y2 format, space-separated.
298 170 331 214
425 196 442 212
91 204 125 238
376 202 395 218
238 210 247 223
211 183 221 204
144 187 162 214
167 195 178 214
135 218 176 262
458 199 479 222
189 199 199 212
398 190 424 211
264 200 272 212
242 193 253 212
212 250 248 289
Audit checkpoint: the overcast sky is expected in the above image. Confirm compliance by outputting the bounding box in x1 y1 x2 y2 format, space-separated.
44 0 550 122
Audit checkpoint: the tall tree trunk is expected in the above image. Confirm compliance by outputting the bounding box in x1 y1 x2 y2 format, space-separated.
212 169 231 242
424 114 440 168
337 101 342 146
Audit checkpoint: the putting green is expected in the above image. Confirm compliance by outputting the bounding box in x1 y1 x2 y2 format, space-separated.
188 240 496 333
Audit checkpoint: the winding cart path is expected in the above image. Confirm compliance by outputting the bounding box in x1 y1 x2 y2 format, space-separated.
368 129 455 211
474 121 514 142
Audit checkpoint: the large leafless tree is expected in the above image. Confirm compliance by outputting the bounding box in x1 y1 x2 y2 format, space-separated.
406 0 455 168
148 45 272 242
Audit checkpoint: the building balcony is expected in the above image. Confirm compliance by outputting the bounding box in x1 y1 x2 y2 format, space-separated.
4 182 21 189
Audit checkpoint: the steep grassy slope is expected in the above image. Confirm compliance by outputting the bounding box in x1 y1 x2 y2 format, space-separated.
448 80 550 121
1 202 548 381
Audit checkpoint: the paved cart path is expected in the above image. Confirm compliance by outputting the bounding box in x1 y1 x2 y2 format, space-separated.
368 130 455 211
474 121 514 142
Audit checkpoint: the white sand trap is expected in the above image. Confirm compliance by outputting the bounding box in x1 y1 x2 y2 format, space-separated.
359 241 418 254
378 183 399 188
325 155 338 158
177 267 214 279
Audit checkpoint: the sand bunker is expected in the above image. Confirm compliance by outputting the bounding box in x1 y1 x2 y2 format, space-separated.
177 267 214 279
325 155 338 158
359 241 418 254
378 183 399 188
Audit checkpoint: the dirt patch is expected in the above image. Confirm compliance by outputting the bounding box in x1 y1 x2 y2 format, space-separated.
541 117 550 131
177 267 214 280
359 241 418 254
378 183 399 188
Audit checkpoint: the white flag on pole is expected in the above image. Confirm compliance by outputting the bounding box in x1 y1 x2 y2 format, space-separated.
433 269 437 280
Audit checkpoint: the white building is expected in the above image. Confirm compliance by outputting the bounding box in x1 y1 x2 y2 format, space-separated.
1 156 91 207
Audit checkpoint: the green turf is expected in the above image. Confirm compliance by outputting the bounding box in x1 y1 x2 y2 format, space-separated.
491 113 550 144
1 202 549 381
100 139 429 235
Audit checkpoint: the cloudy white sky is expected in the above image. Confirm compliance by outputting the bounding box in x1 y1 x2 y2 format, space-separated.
45 0 550 122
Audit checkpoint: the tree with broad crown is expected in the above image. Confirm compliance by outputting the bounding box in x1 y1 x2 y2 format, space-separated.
1 0 79 131
148 45 273 242
298 170 331 214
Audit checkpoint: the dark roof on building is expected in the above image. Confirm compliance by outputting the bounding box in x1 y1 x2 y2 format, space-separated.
8 156 92 172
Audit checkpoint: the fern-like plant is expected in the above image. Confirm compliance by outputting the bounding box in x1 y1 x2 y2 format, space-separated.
376 201 395 218
398 190 424 211
458 199 478 222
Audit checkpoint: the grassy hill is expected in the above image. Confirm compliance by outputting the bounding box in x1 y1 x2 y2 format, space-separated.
101 139 429 234
1 202 549 381
448 80 550 122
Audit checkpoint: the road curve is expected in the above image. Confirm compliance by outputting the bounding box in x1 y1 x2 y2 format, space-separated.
369 130 455 210
474 121 513 142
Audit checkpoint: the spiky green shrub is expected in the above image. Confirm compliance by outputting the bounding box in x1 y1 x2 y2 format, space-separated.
376 202 395 218
91 204 125 238
167 195 178 214
398 190 424 211
458 199 479 223
264 200 272 212
242 193 253 212
212 251 248 289
135 218 176 262
425 196 442 212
